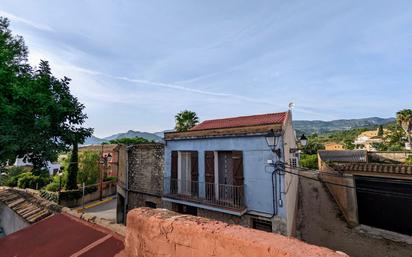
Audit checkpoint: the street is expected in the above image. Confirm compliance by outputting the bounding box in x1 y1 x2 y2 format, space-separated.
83 197 117 223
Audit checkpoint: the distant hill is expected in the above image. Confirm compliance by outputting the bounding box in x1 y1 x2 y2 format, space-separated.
293 117 395 135
83 130 163 145
83 117 395 145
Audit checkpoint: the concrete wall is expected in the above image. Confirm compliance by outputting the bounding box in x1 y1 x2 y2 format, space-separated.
165 136 285 218
297 171 412 257
0 202 29 235
368 151 412 164
282 112 299 236
319 172 358 225
120 208 344 257
60 184 116 208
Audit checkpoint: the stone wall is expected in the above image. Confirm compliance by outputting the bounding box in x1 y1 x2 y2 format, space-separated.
297 170 412 257
127 143 164 211
120 208 345 257
127 192 163 209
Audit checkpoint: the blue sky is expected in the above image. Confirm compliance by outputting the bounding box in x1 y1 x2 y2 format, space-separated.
1 1 412 137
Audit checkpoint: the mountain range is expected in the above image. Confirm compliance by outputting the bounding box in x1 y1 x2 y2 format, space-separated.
83 117 395 145
293 117 395 135
83 130 164 145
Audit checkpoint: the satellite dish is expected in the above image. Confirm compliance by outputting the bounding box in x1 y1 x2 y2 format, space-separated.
288 102 295 110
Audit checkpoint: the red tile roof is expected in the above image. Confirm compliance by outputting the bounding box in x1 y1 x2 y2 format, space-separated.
190 112 288 131
0 213 124 257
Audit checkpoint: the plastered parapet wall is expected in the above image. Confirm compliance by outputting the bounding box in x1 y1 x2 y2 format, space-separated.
120 208 347 257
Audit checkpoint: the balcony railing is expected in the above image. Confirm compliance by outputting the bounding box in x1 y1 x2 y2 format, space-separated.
163 177 245 211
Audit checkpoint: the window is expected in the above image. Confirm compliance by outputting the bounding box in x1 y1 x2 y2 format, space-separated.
252 218 272 232
145 201 157 209
171 151 199 196
179 152 192 195
204 151 244 207
290 157 298 168
173 203 198 216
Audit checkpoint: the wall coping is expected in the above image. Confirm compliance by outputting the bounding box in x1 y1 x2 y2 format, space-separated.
122 208 348 257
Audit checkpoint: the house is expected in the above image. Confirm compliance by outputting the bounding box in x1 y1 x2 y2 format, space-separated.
162 111 300 235
13 154 61 176
353 129 388 151
78 144 119 177
324 142 345 151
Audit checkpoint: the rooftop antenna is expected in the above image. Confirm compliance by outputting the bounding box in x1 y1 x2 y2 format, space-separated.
288 102 295 111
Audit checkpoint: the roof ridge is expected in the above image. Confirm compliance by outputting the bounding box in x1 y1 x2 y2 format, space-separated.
199 111 287 122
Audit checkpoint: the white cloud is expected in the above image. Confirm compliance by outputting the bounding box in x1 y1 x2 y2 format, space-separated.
0 10 53 31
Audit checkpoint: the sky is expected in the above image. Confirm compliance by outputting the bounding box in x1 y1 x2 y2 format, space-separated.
1 1 412 137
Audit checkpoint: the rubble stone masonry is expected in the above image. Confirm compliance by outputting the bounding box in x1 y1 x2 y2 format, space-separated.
127 144 164 209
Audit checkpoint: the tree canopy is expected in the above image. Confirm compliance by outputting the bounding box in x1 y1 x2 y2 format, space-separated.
108 136 151 145
396 109 412 146
0 17 93 172
175 110 199 132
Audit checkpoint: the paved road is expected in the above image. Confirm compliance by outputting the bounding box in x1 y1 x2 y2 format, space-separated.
84 197 117 222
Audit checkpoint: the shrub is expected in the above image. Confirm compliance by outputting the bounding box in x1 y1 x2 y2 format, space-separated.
104 176 117 183
406 155 412 165
16 172 50 189
44 181 60 192
44 175 65 192
1 166 29 187
299 154 319 170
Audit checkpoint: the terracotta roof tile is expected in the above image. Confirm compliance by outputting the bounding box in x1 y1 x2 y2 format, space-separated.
0 188 54 223
190 112 287 131
331 163 412 175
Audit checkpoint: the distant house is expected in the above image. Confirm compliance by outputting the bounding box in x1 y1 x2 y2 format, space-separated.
79 144 119 177
354 129 388 151
13 154 60 176
162 111 300 236
324 142 345 151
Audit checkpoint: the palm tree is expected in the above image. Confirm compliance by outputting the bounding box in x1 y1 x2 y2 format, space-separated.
175 110 199 132
396 109 412 149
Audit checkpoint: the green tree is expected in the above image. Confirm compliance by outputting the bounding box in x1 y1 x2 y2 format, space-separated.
0 17 93 173
108 137 150 145
396 109 412 148
381 123 405 151
406 155 412 165
66 142 79 190
299 154 318 169
78 151 100 185
175 110 199 132
302 141 325 155
377 125 384 137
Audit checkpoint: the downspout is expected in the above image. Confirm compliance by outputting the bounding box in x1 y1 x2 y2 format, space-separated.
271 135 286 218
271 169 278 217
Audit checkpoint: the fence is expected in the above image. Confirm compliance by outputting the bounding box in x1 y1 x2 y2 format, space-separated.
164 177 244 210
40 181 116 208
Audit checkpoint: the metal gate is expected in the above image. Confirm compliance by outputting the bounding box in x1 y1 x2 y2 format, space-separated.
355 175 412 236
